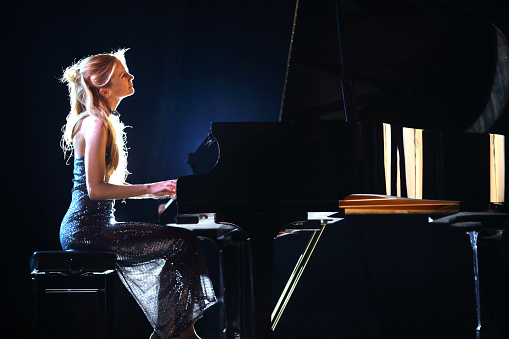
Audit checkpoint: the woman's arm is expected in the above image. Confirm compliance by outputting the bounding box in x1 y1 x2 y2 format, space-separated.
121 181 177 199
83 117 176 200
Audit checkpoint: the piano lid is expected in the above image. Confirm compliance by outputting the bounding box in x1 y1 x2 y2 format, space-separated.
279 0 509 134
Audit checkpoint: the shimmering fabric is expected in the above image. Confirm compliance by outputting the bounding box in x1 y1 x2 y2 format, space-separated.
60 154 216 339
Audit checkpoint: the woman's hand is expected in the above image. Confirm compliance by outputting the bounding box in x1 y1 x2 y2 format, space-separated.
147 179 177 198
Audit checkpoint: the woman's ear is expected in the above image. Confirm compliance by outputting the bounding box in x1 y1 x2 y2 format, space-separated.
99 88 110 98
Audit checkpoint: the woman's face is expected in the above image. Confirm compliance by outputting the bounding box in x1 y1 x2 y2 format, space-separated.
104 61 135 103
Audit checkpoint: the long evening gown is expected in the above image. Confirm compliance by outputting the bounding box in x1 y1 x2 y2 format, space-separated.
60 151 216 339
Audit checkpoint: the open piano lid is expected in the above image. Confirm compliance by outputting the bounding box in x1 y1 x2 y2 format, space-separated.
280 0 509 135
177 0 508 217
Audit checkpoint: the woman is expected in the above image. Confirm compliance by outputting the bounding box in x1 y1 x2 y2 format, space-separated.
59 49 216 339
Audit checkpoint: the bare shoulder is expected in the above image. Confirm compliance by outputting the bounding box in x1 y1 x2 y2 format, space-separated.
74 115 109 157
81 115 107 134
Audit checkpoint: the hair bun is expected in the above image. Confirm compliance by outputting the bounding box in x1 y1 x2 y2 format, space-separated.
66 67 79 82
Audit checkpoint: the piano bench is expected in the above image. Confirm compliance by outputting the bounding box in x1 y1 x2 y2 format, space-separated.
29 250 116 339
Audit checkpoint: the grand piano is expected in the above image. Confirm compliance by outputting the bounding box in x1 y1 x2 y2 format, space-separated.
164 0 509 338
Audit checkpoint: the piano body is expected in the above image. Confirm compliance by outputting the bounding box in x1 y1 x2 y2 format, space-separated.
168 0 509 338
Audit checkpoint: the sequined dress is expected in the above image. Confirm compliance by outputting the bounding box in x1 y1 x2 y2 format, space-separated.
60 152 216 339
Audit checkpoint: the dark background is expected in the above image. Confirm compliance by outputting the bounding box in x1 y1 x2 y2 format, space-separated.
2 0 509 338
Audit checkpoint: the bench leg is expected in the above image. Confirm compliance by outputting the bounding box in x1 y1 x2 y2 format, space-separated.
105 274 115 339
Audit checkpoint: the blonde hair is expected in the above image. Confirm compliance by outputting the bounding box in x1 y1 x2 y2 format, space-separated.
61 49 129 184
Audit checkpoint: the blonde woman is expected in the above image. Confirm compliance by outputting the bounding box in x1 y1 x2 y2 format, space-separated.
60 49 216 339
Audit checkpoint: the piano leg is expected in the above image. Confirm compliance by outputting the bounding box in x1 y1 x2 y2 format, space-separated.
467 230 482 339
216 212 308 339
249 236 275 339
220 240 252 339
432 212 509 338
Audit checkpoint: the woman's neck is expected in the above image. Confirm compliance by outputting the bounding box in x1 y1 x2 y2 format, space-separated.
105 98 120 113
